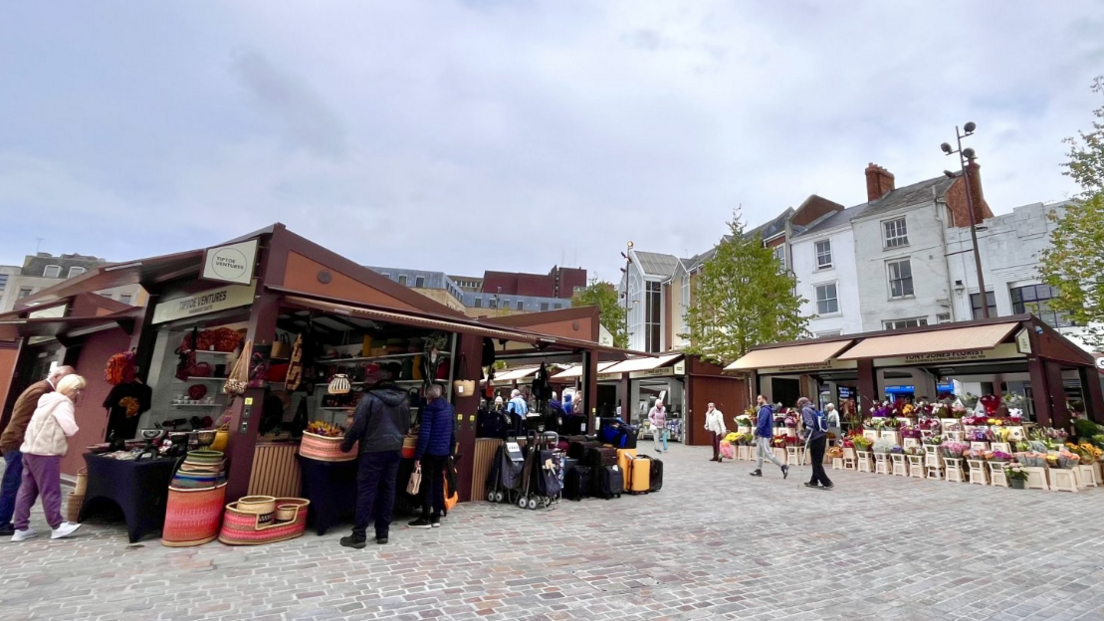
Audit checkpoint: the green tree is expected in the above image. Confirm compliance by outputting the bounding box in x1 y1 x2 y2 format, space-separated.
1040 76 1104 348
572 279 628 348
681 210 809 365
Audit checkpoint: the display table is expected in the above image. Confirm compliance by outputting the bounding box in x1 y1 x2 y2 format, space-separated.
79 453 179 543
297 454 420 536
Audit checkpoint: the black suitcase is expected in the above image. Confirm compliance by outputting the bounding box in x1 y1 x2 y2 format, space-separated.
561 416 587 436
564 465 592 501
649 458 663 492
596 465 623 499
569 440 601 460
562 457 579 474
586 446 617 470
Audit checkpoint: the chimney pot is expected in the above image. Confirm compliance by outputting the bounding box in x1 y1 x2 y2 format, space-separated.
865 163 896 202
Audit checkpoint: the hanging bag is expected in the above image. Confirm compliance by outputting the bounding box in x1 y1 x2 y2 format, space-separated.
406 464 422 495
328 374 351 395
285 334 305 392
224 339 252 396
271 333 291 359
175 327 200 381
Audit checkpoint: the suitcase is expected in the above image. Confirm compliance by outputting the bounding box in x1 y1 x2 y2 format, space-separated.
649 458 663 493
564 465 592 501
618 426 639 450
570 440 602 460
616 448 637 487
627 455 651 494
595 465 622 499
562 457 579 474
586 446 617 470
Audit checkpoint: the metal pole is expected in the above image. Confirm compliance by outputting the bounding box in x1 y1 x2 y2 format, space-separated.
956 126 989 319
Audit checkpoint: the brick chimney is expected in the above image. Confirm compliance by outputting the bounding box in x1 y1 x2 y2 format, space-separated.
964 160 993 223
865 163 895 202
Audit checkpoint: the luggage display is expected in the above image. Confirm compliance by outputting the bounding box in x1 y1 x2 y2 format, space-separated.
595 465 623 499
562 457 579 474
569 440 601 460
586 446 617 470
564 465 592 501
561 416 587 436
626 455 651 494
649 458 663 493
616 448 637 482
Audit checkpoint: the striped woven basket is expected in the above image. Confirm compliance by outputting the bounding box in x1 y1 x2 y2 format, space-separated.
299 432 356 462
218 497 310 546
65 493 84 523
161 483 228 547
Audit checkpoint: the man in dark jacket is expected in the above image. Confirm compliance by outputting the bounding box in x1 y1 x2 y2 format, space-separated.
409 384 454 529
339 378 410 548
799 397 833 490
750 394 788 479
0 366 74 536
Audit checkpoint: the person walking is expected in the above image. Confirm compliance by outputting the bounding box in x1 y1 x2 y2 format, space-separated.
648 400 668 454
11 373 86 542
704 402 727 462
339 373 411 548
824 402 841 443
0 366 74 536
799 397 834 490
409 384 454 530
750 395 788 478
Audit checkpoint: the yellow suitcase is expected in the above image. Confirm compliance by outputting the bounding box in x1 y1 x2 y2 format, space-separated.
628 456 651 494
616 448 636 489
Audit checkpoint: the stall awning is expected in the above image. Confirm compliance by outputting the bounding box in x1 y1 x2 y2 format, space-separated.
602 353 682 375
490 366 541 383
838 323 1018 360
551 361 617 379
726 340 853 371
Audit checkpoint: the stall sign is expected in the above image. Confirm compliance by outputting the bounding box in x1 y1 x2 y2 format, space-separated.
1016 328 1032 355
838 386 854 399
597 372 622 381
630 367 675 379
28 304 67 319
152 280 257 324
877 343 1021 367
757 358 857 375
202 239 258 285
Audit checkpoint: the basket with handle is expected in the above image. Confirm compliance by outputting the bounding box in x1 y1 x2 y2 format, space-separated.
223 339 252 396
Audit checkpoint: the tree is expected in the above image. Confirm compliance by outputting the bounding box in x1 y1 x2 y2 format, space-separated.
681 210 809 365
1040 76 1104 348
572 279 628 348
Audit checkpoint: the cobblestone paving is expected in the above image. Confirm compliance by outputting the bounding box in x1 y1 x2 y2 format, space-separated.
3 445 1104 620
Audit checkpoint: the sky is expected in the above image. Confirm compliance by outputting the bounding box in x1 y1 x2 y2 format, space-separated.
1 1 1103 283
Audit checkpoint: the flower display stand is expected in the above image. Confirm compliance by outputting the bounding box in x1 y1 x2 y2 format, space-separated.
1094 462 1104 484
856 451 873 473
786 447 805 467
1023 467 1049 491
944 458 965 483
773 447 787 464
891 454 908 477
880 431 901 445
842 448 856 471
1077 465 1097 489
862 430 879 442
987 462 1009 488
967 459 989 485
907 455 925 479
874 453 891 475
945 431 964 442
991 442 1012 454
903 438 920 450
737 446 750 461
1049 468 1079 493
969 442 990 452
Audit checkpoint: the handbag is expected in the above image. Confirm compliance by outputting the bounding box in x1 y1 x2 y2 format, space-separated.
406 464 422 495
175 327 200 381
224 339 252 396
328 374 351 395
271 333 291 359
248 352 269 388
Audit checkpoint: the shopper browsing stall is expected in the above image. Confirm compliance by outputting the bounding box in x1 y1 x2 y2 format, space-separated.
409 384 454 530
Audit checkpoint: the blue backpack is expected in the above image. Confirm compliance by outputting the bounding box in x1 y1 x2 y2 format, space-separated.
812 410 829 434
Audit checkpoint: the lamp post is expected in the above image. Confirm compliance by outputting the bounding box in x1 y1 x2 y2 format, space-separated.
941 123 989 319
620 242 633 347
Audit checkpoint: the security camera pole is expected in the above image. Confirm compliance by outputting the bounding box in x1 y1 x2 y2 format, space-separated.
941 122 988 319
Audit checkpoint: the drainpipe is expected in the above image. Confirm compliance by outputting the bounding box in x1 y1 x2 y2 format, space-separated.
933 189 958 322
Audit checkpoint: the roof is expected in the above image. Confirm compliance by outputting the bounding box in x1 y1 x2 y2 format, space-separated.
838 322 1019 360
726 341 854 371
797 176 956 239
633 251 681 278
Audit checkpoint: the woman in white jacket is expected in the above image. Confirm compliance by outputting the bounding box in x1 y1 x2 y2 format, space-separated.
11 374 86 542
704 403 727 463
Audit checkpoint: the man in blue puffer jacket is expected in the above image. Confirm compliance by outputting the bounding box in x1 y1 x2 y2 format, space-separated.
750 394 788 479
409 384 455 529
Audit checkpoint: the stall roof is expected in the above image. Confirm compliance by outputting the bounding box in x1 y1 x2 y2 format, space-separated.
551 361 618 379
837 323 1019 360
603 353 682 374
726 340 853 371
0 308 140 340
490 366 542 383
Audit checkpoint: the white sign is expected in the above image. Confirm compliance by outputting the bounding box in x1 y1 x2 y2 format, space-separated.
877 343 1022 367
1016 328 1032 355
152 281 257 324
1096 356 1104 370
202 239 258 285
28 305 67 319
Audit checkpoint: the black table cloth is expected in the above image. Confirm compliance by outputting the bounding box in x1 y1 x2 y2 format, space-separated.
79 453 179 543
297 454 420 536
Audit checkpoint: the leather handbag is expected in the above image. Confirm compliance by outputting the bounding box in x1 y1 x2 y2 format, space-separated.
271 333 291 359
406 464 422 495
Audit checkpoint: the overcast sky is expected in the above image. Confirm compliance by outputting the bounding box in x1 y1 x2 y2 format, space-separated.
2 1 1102 282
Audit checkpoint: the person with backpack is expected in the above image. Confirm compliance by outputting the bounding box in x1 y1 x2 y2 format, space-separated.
750 395 788 478
798 397 833 490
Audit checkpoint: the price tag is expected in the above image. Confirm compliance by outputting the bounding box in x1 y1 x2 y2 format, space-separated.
245 397 253 406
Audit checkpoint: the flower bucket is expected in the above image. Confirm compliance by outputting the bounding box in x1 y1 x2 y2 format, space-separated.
162 483 228 547
299 431 356 462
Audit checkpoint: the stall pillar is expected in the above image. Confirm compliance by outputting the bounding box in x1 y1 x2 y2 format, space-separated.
1046 360 1071 431
583 349 599 433
453 334 483 502
128 293 161 383
225 291 281 502
618 375 630 420
857 359 877 411
1028 357 1053 427
1080 365 1104 425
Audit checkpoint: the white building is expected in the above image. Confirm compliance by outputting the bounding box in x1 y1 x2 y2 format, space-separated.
621 250 680 353
790 216 863 337
0 253 147 313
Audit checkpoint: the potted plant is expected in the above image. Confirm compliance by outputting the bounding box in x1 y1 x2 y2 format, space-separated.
1006 464 1029 489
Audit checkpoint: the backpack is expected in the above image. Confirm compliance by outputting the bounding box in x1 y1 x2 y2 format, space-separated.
812 409 829 434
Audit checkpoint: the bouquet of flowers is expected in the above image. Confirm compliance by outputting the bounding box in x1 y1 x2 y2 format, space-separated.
883 417 902 429
890 445 904 454
1032 428 1069 450
970 428 995 443
735 415 753 429
979 394 1000 415
724 432 741 443
901 426 922 439
870 418 886 430
871 402 892 418
1016 452 1047 468
827 446 843 459
941 442 970 459
1002 393 1026 409
771 435 787 448
784 411 799 429
905 446 924 456
958 393 980 408
925 435 944 446
1005 464 1029 481
951 403 969 418
989 450 1013 462
872 437 896 454
852 436 873 452
306 420 345 438
1074 442 1102 464
901 403 916 417
1093 434 1104 450
1056 450 1081 469
930 402 949 418
986 418 1006 427
963 415 989 426
918 418 941 431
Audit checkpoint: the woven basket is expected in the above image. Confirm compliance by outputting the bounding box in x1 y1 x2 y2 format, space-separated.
171 470 221 490
74 468 88 495
218 498 309 546
453 380 476 397
275 498 309 522
162 483 227 547
186 450 224 465
299 432 356 462
65 493 84 523
211 429 229 452
236 495 276 515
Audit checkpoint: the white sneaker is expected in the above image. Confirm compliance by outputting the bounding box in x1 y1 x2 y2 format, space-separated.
11 528 36 542
50 522 82 540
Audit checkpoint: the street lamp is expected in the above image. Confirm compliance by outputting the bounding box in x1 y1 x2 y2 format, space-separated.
620 242 634 346
941 122 989 319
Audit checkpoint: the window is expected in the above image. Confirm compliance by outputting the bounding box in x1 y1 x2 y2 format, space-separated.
815 240 832 269
119 294 133 305
815 283 839 315
883 317 928 330
970 292 997 320
541 302 549 311
67 266 86 278
645 281 662 352
886 259 914 298
474 298 482 308
414 276 425 288
43 265 61 278
516 301 523 311
817 331 842 338
17 287 33 299
936 312 952 324
0 274 7 292
883 218 909 248
489 299 497 309
398 275 408 286
772 245 786 270
554 303 562 310
1011 284 1074 328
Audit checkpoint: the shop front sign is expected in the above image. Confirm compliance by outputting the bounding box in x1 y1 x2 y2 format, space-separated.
28 304 67 319
1016 328 1033 355
202 239 258 285
877 343 1021 367
757 358 857 375
152 281 257 324
597 372 622 381
631 366 683 379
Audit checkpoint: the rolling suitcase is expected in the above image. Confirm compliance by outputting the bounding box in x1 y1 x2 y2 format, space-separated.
649 458 663 492
564 465 592 501
627 455 651 494
570 440 602 460
616 448 637 484
596 465 623 499
586 446 617 470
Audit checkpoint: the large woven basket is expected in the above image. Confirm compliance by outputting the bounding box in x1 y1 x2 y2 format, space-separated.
74 468 88 495
65 493 84 523
236 495 276 515
162 483 228 547
299 432 356 462
185 450 224 466
171 469 222 490
218 497 309 546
